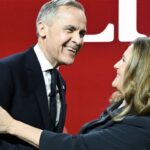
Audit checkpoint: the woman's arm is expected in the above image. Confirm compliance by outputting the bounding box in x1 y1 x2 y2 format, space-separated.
0 106 42 148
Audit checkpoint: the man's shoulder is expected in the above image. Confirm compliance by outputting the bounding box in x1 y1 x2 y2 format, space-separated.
0 47 34 65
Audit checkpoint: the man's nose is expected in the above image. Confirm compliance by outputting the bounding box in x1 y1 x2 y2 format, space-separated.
72 32 83 45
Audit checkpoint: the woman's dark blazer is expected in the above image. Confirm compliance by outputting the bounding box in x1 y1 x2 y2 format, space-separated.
40 101 150 150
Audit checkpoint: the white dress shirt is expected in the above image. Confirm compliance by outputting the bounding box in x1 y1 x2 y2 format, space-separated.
34 44 61 125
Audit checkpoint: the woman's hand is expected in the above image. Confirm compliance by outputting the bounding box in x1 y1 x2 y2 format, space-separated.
0 106 14 133
0 106 42 148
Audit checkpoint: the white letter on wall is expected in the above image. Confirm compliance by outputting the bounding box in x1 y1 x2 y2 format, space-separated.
119 0 146 42
84 23 114 42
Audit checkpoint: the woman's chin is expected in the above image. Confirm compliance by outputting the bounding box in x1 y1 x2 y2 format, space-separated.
112 79 117 88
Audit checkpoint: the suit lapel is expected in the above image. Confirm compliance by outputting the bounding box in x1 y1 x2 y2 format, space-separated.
35 82 51 129
25 48 51 129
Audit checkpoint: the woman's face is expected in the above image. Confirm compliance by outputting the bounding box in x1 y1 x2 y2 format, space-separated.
112 45 133 92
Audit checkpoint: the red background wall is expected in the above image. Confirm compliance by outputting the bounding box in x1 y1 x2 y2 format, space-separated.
0 0 150 134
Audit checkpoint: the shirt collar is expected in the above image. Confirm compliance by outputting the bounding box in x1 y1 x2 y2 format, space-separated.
34 44 53 72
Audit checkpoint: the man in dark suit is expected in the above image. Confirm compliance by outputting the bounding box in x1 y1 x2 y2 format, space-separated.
0 0 87 149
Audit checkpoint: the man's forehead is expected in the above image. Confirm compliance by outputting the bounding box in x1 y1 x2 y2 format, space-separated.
55 6 86 21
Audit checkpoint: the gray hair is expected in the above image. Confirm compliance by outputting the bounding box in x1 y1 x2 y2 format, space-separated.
36 0 85 35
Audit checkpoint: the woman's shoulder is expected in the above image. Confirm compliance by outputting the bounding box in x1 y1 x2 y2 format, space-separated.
122 115 150 129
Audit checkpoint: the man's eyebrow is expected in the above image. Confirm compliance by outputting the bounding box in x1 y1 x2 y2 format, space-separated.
64 25 87 32
64 25 76 30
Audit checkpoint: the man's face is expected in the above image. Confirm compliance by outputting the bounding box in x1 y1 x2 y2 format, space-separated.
38 6 87 67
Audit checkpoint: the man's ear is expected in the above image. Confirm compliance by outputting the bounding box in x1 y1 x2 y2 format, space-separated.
37 22 47 38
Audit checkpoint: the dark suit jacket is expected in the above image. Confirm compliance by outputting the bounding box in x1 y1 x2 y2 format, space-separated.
0 47 67 150
39 101 150 150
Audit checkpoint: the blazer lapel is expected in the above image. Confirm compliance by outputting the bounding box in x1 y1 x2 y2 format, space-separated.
35 81 51 129
80 100 123 134
25 48 51 129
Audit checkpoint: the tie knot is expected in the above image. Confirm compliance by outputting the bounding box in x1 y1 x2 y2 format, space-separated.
50 69 59 79
50 68 56 73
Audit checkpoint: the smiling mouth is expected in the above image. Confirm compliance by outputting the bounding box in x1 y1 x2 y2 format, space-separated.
68 50 76 54
116 71 120 76
66 47 78 54
116 74 119 78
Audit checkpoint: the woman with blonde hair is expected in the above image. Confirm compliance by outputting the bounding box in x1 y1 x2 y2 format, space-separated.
0 37 150 150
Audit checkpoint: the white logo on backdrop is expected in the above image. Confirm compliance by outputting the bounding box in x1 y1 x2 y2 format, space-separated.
84 0 146 42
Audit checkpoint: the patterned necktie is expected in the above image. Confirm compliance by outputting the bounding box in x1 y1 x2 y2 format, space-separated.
49 69 58 130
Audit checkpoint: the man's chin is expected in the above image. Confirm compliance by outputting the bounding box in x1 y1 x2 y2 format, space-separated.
61 59 75 65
